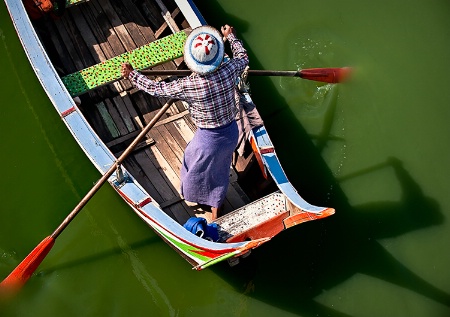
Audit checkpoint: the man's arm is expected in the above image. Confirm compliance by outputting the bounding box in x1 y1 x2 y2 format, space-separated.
221 24 248 69
121 63 185 99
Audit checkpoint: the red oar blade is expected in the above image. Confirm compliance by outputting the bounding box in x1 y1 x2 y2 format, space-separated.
0 236 55 296
299 67 352 83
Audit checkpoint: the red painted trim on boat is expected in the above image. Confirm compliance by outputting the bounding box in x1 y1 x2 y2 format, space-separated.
259 147 274 154
60 106 76 118
116 188 136 207
137 197 152 207
115 188 243 254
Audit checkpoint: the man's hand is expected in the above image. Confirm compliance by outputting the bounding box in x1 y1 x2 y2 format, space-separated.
121 63 134 79
221 24 235 41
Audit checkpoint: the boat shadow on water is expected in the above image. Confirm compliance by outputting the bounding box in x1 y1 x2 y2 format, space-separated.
5 1 448 313
212 92 449 315
196 13 449 313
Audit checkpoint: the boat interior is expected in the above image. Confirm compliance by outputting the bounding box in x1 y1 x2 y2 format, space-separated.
29 0 281 234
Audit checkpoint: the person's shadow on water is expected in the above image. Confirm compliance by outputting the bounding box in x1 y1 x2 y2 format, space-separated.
204 41 448 315
211 84 448 314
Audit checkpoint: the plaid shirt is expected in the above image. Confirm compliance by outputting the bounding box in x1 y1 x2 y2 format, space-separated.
128 33 248 129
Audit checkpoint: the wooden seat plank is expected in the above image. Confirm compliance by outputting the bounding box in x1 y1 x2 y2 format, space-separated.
61 31 188 96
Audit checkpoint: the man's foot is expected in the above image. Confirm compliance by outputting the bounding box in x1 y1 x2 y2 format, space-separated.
211 205 223 221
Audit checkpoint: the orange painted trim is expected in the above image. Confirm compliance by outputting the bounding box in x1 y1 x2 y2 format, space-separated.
249 136 268 179
226 210 289 243
283 208 335 229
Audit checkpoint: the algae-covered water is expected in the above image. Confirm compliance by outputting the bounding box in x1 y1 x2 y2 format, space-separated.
1 0 449 316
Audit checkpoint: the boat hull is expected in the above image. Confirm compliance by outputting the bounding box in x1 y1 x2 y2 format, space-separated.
4 0 334 271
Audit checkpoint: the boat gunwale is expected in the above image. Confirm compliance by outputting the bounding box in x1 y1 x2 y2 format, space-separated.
4 0 258 268
5 0 334 270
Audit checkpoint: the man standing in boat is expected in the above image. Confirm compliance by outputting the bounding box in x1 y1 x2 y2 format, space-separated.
121 24 248 220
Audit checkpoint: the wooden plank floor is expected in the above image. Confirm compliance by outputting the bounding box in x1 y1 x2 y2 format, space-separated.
35 0 250 224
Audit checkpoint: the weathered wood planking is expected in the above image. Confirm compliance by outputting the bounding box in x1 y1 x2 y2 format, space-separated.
36 0 249 226
104 99 129 135
93 0 137 52
112 95 137 133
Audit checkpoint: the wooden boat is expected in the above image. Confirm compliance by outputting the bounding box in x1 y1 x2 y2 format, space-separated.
4 0 335 270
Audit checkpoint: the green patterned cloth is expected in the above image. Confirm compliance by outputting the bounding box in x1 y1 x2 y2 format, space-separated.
61 31 188 97
66 0 87 6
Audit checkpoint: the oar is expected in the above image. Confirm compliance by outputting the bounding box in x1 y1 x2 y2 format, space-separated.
0 98 177 295
141 67 351 83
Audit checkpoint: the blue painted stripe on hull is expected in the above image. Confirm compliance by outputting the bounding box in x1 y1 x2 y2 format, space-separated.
252 127 327 213
253 126 272 147
263 153 326 213
174 0 205 27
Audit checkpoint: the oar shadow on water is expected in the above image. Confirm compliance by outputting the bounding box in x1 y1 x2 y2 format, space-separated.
212 147 448 315
306 84 345 152
195 11 449 315
35 236 160 278
214 151 448 316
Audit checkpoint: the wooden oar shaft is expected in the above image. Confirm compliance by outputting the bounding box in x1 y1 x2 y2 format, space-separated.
0 99 177 293
140 69 300 77
52 98 177 239
140 67 351 83
247 70 300 77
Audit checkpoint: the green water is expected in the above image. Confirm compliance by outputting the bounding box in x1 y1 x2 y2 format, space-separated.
1 0 450 316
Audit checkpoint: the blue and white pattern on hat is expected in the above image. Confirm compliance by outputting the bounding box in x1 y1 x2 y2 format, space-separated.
184 26 224 75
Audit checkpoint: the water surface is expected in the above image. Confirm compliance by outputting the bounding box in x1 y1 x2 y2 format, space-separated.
1 0 450 316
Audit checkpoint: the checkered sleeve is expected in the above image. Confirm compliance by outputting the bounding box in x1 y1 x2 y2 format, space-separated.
227 33 249 73
128 70 186 100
